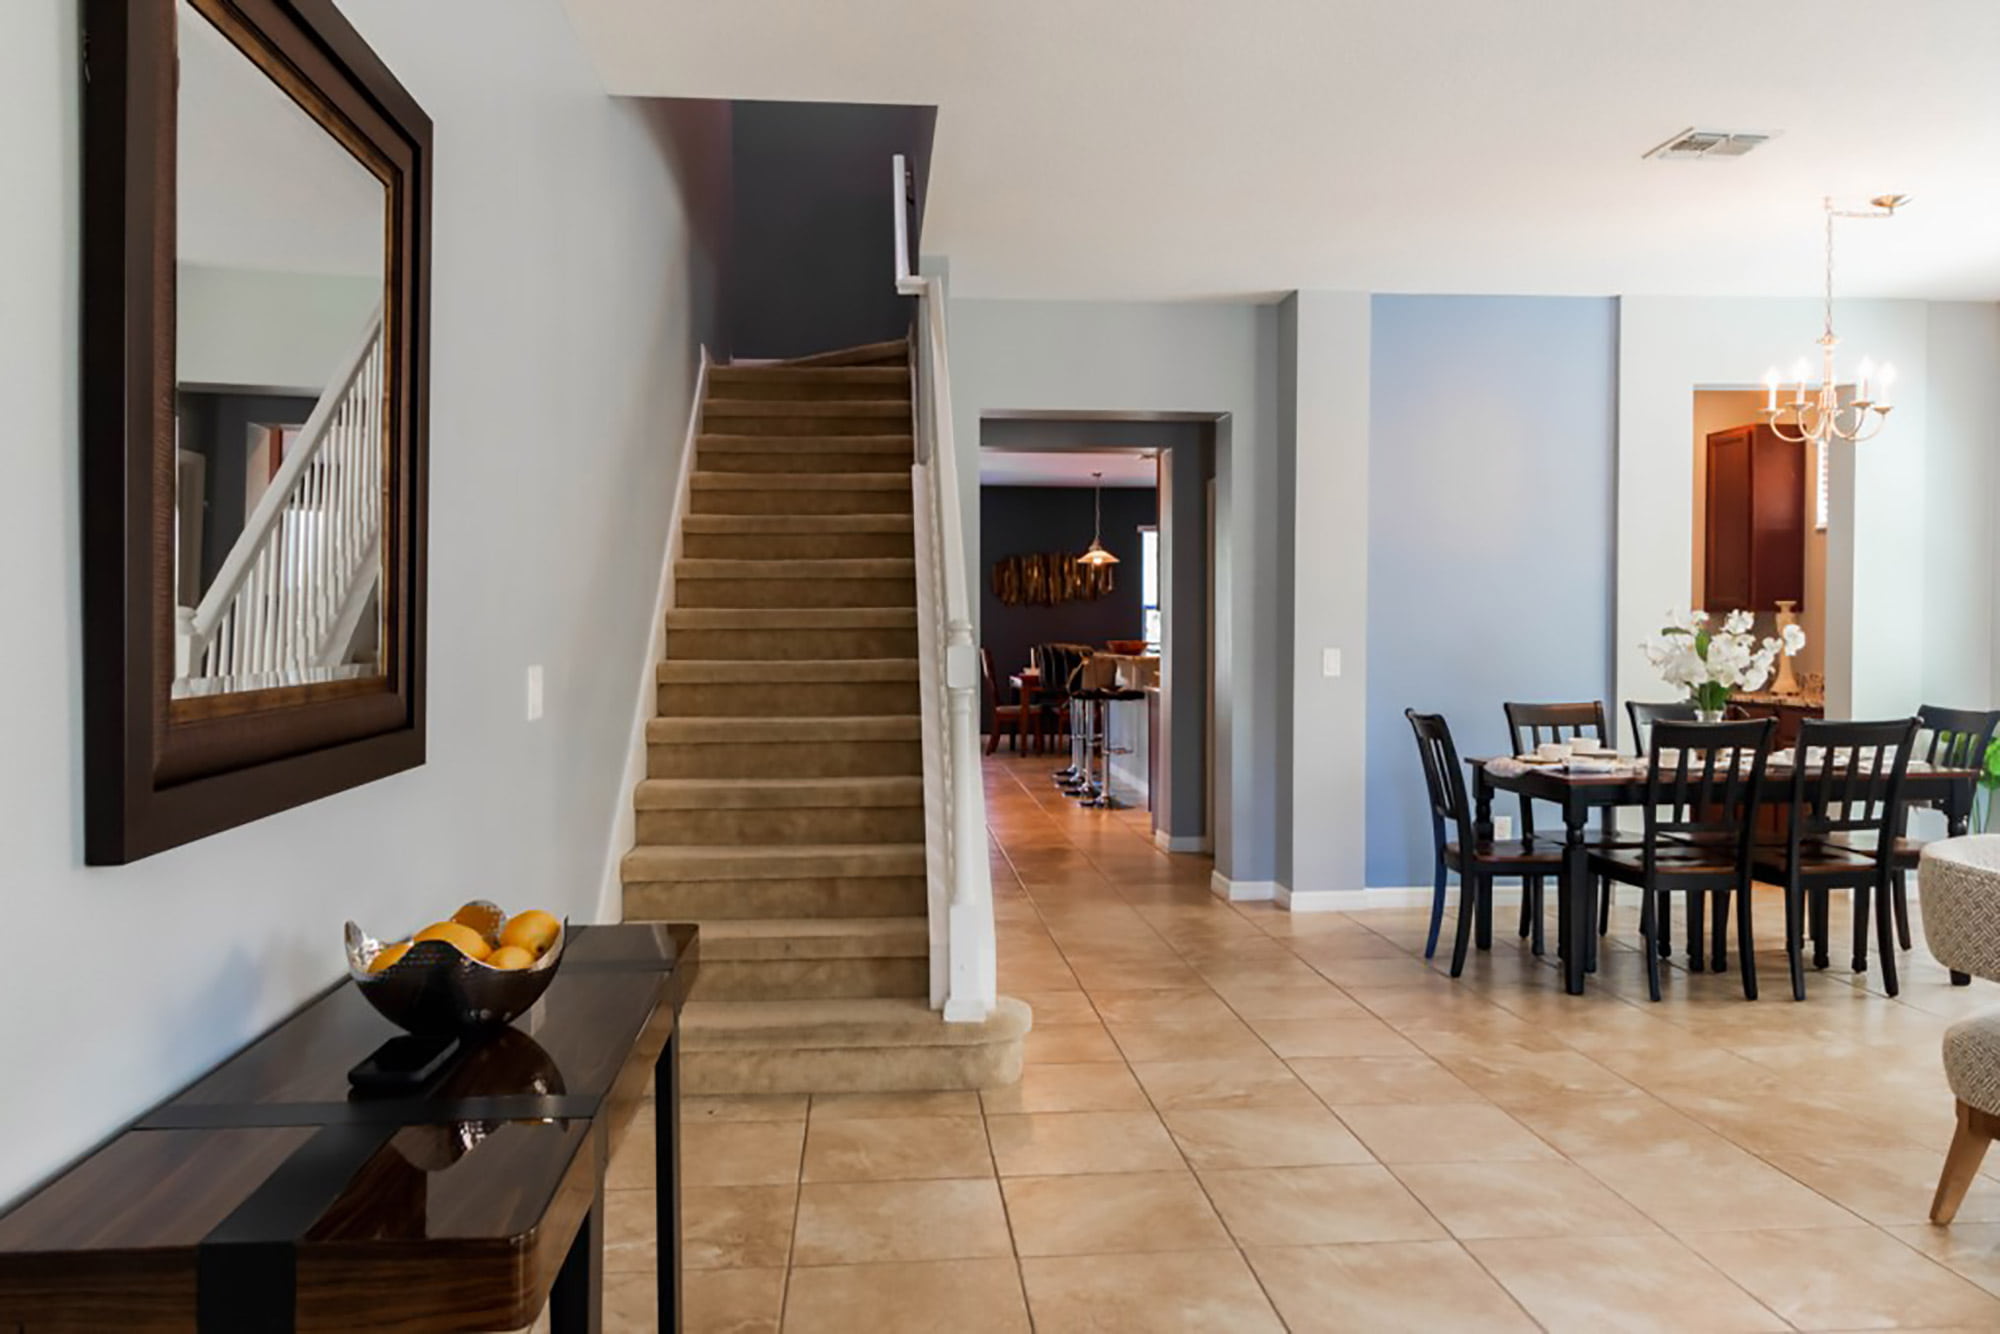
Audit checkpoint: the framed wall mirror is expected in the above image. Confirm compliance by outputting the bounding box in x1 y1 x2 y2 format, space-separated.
82 0 431 863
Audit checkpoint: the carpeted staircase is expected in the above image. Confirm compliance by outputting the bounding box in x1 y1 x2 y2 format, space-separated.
623 338 1028 1094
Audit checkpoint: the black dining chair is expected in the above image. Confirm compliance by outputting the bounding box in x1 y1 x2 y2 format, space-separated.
1752 717 1919 1000
1878 705 2000 950
1627 700 1701 754
1588 717 1774 1002
1407 709 1567 973
1504 701 1615 953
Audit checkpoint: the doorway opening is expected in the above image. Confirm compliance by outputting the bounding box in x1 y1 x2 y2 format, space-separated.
976 415 1218 853
1689 387 1827 742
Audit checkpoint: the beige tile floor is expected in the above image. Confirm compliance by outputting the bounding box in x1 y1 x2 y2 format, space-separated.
610 751 2000 1332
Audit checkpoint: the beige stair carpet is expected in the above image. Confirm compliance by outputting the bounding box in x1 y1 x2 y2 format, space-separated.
620 339 1026 1093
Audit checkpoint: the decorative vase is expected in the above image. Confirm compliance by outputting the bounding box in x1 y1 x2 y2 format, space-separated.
1696 708 1726 723
1773 600 1801 696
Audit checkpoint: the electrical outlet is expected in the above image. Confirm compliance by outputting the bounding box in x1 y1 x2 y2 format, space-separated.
525 665 544 721
1321 648 1342 678
1493 815 1514 840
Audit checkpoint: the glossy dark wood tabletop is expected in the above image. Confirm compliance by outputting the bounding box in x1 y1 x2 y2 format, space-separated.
0 923 697 1333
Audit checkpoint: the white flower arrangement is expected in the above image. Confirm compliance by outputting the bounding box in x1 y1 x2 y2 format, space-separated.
1641 609 1807 717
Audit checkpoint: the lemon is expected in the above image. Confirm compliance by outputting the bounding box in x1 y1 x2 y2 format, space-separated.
486 945 536 971
500 909 561 957
413 921 491 962
368 940 412 973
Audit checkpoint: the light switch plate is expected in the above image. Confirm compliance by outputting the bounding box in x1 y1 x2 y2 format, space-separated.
1493 815 1514 841
526 665 544 721
1321 648 1342 678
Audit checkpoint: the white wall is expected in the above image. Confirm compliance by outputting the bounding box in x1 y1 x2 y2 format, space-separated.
177 263 382 392
0 0 719 1207
1924 303 2000 708
947 298 1282 887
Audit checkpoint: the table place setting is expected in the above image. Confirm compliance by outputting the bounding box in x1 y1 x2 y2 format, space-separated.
1485 740 1641 779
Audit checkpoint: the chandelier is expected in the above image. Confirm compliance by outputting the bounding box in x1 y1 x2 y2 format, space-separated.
1077 471 1119 567
1761 194 1908 447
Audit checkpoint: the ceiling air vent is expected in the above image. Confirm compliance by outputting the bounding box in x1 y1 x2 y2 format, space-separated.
1643 128 1774 161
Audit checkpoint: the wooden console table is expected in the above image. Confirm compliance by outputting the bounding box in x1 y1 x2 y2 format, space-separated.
0 922 697 1333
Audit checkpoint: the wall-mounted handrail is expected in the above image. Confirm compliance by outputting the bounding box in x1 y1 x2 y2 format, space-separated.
894 153 997 1022
178 302 387 689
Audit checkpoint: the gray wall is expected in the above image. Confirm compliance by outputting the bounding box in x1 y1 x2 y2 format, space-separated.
1365 295 1618 886
0 0 727 1207
728 100 935 359
949 299 1280 885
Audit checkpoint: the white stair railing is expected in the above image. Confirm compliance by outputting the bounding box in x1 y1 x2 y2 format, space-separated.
176 303 387 695
895 155 998 1023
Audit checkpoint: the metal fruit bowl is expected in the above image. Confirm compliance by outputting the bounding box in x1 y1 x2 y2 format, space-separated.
344 900 567 1037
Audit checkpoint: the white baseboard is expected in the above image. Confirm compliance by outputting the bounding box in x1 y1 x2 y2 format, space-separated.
1155 830 1211 855
1211 871 1278 902
594 349 708 926
1274 883 1527 913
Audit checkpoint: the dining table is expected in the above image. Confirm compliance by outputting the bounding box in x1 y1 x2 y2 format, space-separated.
1469 757 1978 996
1008 668 1046 754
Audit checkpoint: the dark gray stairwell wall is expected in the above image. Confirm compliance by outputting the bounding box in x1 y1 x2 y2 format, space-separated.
729 100 937 360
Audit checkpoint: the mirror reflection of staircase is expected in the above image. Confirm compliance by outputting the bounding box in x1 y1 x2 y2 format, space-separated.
622 338 1028 1093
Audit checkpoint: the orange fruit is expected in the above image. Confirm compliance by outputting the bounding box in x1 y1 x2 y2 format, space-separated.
486 945 536 971
413 921 490 961
369 940 412 973
500 909 561 958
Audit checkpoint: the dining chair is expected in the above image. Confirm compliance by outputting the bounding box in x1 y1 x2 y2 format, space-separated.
1752 717 1919 1000
1504 701 1615 952
980 646 1033 756
1406 709 1567 973
1879 705 2000 950
1626 699 1701 754
1588 717 1774 1002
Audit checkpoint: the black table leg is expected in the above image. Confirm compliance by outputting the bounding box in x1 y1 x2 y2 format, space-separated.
656 1029 682 1334
1950 798 1974 987
550 1192 603 1334
1564 811 1589 994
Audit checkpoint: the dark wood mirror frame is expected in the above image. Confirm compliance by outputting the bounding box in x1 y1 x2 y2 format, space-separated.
81 0 431 864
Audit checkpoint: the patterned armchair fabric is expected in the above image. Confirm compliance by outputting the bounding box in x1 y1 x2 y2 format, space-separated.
1921 837 2000 981
1945 1014 2000 1116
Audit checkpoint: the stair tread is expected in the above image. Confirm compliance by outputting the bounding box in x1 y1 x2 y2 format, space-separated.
648 714 921 742
635 776 923 809
665 607 916 628
692 472 907 490
679 996 1031 1050
622 842 927 882
695 917 929 962
704 399 910 416
710 366 908 384
682 515 914 534
700 435 912 450
657 658 917 683
767 339 909 369
676 558 915 579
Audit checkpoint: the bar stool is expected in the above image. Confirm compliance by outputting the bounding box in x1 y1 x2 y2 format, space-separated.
1079 686 1146 809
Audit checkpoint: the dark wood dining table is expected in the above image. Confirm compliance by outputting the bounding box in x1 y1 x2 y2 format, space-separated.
0 922 697 1334
1469 760 1977 996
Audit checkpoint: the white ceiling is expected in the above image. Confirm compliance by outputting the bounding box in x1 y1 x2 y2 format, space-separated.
981 450 1159 488
177 0 385 277
560 0 2000 301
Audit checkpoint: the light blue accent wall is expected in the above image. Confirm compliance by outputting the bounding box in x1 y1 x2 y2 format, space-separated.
1365 296 1619 887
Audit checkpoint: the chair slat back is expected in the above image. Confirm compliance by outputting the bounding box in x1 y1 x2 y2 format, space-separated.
1918 704 2000 771
1783 717 1919 845
1406 710 1474 843
1645 720 1773 863
1505 701 1608 756
1627 700 1700 755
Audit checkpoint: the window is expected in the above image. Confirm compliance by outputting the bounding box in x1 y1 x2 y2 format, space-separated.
1139 525 1161 649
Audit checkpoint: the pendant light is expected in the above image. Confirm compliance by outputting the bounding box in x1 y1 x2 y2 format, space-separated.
1077 471 1120 567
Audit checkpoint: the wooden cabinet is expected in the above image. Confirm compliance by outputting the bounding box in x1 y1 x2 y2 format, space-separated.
1704 424 1805 611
